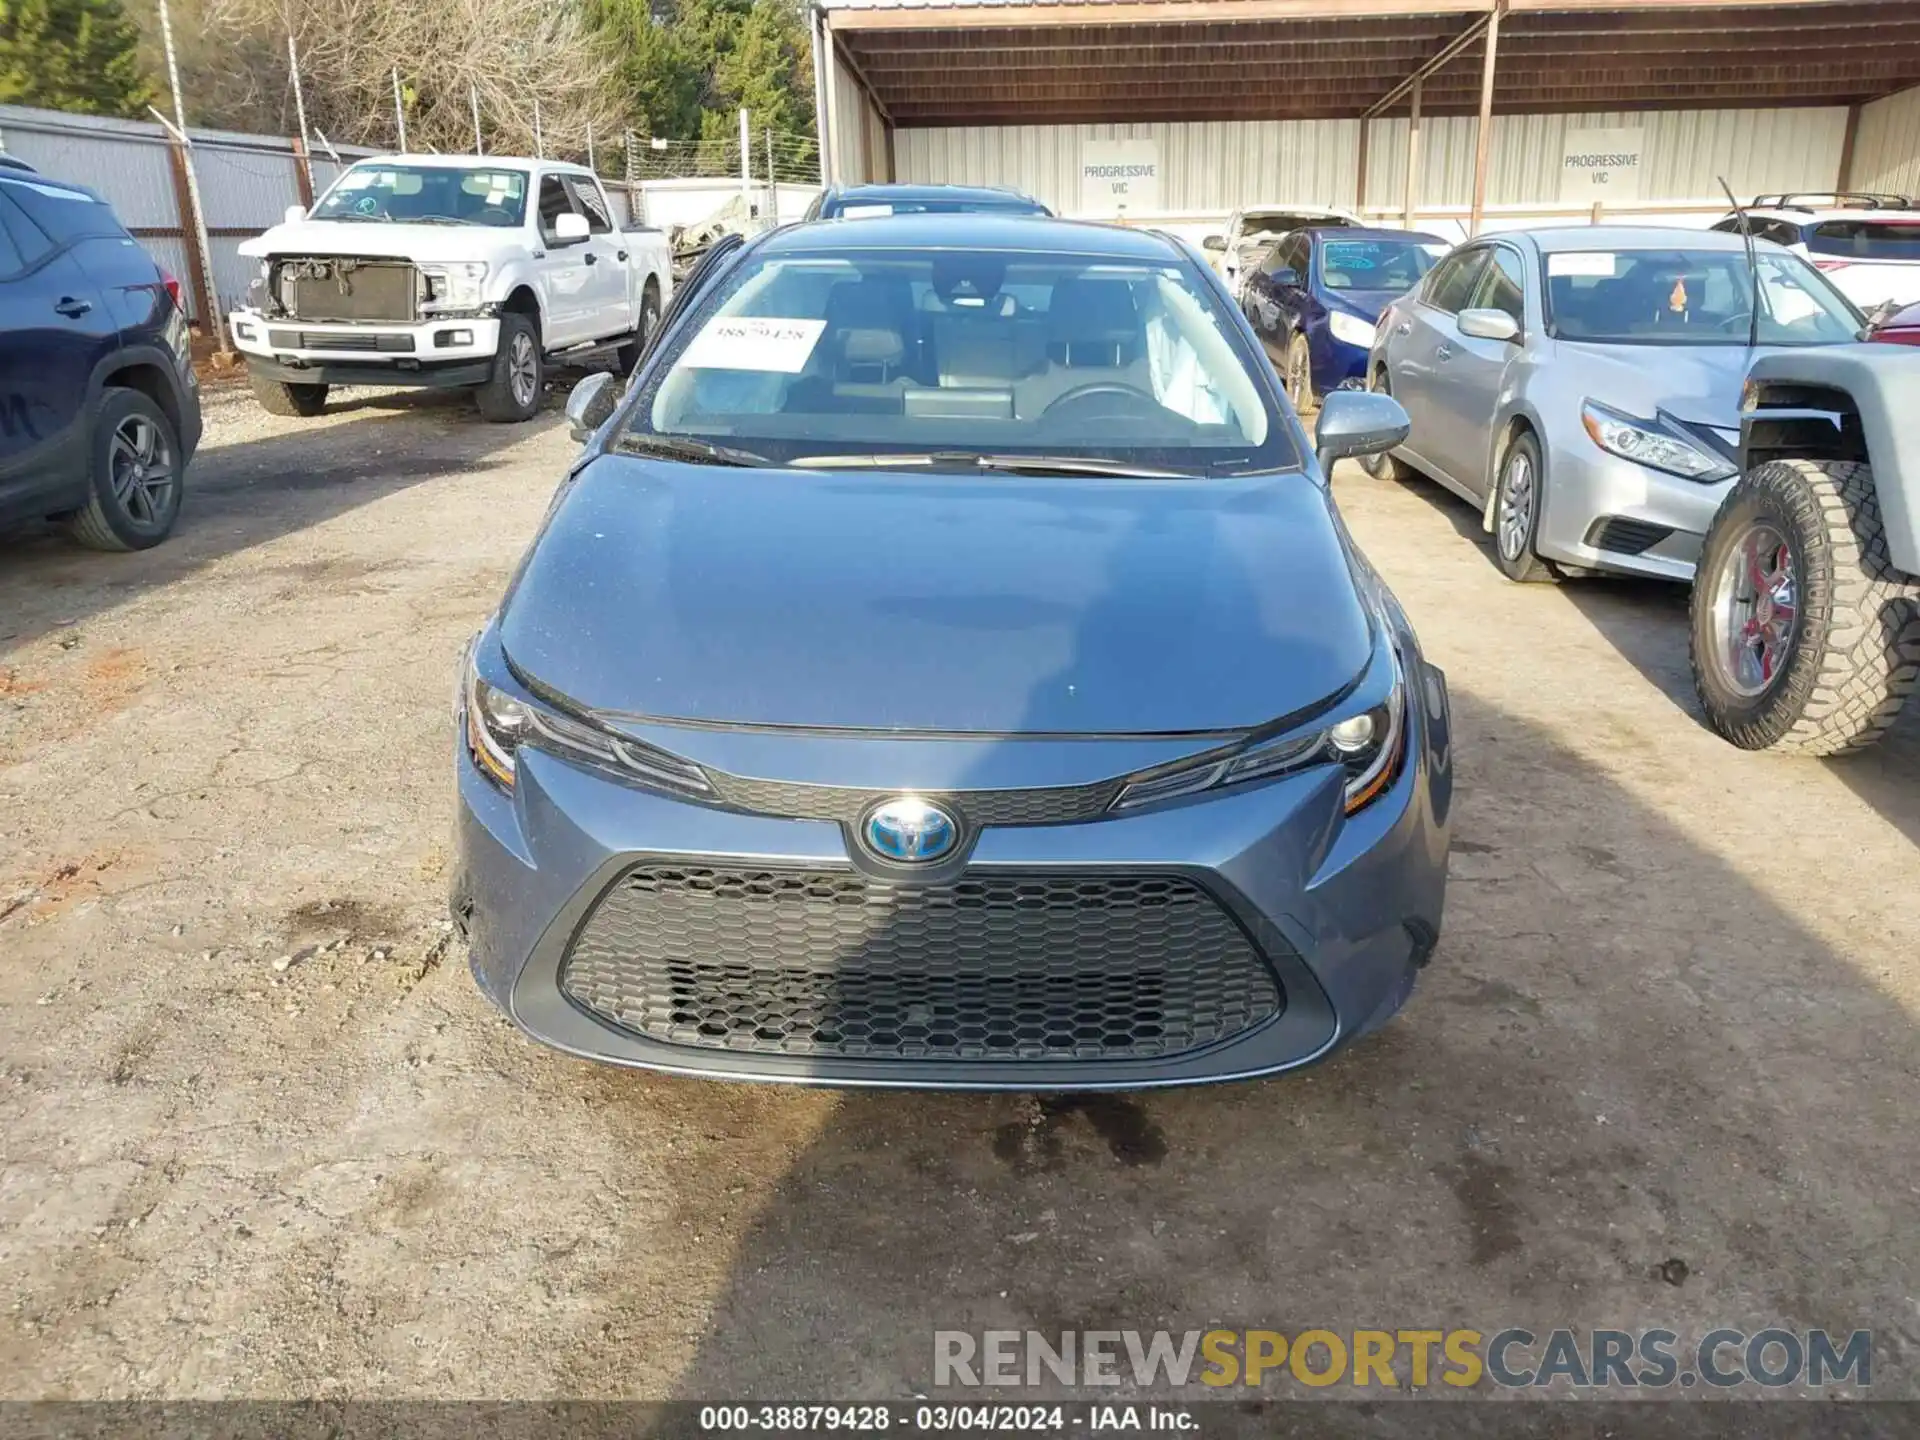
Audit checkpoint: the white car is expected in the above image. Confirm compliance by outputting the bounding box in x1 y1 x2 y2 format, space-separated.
229 154 674 422
1202 203 1361 297
1711 193 1920 310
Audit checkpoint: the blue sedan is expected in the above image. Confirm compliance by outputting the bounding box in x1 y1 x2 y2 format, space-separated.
452 214 1453 1089
1242 226 1449 412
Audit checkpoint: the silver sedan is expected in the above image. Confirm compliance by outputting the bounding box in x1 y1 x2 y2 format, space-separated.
1363 225 1863 582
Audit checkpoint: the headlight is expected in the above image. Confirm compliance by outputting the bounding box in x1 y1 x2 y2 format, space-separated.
462 640 711 799
1112 644 1407 816
420 261 489 310
1327 310 1378 348
1580 400 1735 482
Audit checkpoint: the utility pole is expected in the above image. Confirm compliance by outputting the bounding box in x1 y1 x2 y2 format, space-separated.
587 122 596 176
739 107 752 217
471 86 483 155
156 0 226 354
533 98 543 159
286 30 313 200
391 68 407 151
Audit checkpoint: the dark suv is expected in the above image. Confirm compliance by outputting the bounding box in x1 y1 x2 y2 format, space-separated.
0 167 202 550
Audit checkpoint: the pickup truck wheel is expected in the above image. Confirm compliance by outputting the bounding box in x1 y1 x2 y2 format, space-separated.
250 375 328 417
1360 369 1415 484
617 282 661 375
63 388 183 552
1690 458 1920 755
476 313 542 423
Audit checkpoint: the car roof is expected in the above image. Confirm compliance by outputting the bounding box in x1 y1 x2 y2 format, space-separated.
827 182 1042 206
756 212 1181 260
1744 207 1920 224
1509 225 1765 254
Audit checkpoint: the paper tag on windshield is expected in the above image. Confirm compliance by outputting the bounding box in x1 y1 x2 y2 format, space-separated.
1548 252 1616 278
680 316 827 373
334 171 373 191
840 203 894 218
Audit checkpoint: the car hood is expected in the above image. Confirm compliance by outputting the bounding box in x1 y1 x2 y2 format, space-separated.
1554 340 1783 427
499 458 1375 735
1330 289 1405 324
238 219 521 262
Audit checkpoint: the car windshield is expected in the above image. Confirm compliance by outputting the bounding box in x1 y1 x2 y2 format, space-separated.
1544 248 1862 345
1319 237 1446 291
627 245 1292 473
312 164 529 226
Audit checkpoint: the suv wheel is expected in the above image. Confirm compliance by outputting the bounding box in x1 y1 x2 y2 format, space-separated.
250 375 329 417
1690 458 1920 755
477 312 543 423
64 387 183 552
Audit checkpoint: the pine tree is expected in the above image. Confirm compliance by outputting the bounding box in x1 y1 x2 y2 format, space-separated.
0 0 155 118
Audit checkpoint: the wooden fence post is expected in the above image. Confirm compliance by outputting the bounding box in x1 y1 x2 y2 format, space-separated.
164 135 225 355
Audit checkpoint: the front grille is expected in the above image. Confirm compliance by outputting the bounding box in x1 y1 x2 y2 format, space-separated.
267 329 415 353
1584 516 1675 555
703 773 1124 826
273 256 417 322
560 866 1282 1062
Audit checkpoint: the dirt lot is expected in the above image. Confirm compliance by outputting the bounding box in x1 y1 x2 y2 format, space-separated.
2 381 1917 1405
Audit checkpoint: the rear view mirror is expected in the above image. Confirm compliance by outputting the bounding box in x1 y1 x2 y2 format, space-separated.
1202 235 1227 252
553 211 591 244
1458 307 1521 343
566 371 619 442
1314 390 1411 469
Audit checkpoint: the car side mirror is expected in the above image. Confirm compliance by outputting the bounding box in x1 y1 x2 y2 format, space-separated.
553 211 591 244
1272 269 1300 288
1202 234 1227 252
566 372 619 443
1457 307 1521 343
1314 390 1411 470
284 204 307 225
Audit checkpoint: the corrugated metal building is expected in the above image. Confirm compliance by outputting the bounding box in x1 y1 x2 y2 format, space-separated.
811 0 1920 236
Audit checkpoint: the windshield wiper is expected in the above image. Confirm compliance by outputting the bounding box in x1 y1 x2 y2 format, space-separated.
789 451 1195 478
409 216 476 226
614 434 769 467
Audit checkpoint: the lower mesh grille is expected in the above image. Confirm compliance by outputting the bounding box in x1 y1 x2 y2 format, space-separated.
1585 516 1674 555
559 867 1282 1061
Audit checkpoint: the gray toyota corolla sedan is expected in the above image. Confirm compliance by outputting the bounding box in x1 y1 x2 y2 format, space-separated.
452 214 1453 1089
1365 226 1862 583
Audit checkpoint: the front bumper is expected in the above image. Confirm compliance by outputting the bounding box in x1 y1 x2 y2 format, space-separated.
452 637 1454 1091
1533 432 1735 582
228 311 500 388
1311 331 1372 396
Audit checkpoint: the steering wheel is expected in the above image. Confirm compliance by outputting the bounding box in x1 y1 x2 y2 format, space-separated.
1711 312 1756 333
1040 381 1158 420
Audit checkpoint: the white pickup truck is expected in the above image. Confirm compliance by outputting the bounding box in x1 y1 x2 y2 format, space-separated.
229 154 673 422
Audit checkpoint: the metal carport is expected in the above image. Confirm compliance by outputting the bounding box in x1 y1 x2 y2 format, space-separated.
810 0 1920 234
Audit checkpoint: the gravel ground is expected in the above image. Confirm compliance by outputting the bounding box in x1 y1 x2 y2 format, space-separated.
1 381 1917 1405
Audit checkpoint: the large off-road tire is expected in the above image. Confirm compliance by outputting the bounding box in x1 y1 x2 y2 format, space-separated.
616 279 662 376
476 311 543 423
1361 367 1416 484
250 374 328 417
1490 428 1558 584
1690 458 1920 756
63 387 184 552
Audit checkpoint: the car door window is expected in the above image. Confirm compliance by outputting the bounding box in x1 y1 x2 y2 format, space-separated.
537 176 578 243
1470 247 1526 325
0 198 31 278
0 187 54 273
1423 248 1491 314
565 176 614 234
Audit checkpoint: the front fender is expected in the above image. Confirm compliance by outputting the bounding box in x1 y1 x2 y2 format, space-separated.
1746 347 1920 577
487 258 550 334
